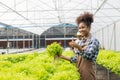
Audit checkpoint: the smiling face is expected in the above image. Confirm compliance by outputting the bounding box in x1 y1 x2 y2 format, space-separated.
78 22 90 37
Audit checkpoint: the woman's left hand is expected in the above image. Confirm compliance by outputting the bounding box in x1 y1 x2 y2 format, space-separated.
69 41 79 48
82 45 87 50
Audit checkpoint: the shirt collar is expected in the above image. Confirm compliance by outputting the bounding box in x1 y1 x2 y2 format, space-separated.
81 33 92 43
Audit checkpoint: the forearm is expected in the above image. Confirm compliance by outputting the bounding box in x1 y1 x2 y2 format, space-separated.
60 55 71 61
76 44 82 52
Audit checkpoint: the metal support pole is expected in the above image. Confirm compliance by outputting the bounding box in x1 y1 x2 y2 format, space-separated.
32 34 34 48
45 34 46 48
13 33 15 48
36 34 37 48
12 28 14 48
23 32 25 48
6 26 9 54
16 29 18 49
114 23 116 51
64 26 66 48
107 26 109 50
107 70 110 80
102 28 104 47
28 33 30 48
39 35 40 48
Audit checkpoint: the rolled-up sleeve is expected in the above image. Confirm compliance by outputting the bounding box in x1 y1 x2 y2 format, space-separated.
70 56 77 63
81 39 99 62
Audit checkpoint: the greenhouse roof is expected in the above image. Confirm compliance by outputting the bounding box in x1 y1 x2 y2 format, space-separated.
0 0 120 35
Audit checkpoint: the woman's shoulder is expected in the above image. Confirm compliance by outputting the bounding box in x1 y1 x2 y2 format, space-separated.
92 37 99 42
89 36 99 44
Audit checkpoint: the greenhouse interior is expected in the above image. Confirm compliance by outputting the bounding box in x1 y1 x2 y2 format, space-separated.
0 0 120 80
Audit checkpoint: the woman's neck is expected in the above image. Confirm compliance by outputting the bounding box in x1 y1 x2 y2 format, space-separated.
85 33 90 39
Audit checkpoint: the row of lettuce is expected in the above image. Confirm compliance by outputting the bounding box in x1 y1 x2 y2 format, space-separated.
0 51 80 80
96 50 120 76
0 49 120 79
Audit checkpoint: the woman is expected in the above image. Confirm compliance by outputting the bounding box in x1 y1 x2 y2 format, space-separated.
59 12 100 80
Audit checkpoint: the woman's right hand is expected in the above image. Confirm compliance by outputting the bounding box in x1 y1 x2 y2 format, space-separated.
69 41 79 48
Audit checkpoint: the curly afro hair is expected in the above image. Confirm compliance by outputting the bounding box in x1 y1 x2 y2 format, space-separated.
76 12 93 28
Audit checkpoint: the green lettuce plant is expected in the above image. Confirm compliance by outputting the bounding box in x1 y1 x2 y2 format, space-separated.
46 42 62 57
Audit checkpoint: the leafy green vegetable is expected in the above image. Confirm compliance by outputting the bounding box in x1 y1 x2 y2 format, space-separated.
46 42 62 56
0 50 80 80
97 50 120 76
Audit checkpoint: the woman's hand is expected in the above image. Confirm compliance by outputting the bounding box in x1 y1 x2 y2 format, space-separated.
69 41 79 48
81 42 88 50
82 45 87 50
54 54 61 60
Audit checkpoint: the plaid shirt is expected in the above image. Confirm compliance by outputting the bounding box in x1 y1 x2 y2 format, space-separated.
70 35 100 63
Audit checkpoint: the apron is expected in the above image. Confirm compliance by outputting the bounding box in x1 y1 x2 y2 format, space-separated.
76 55 95 80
